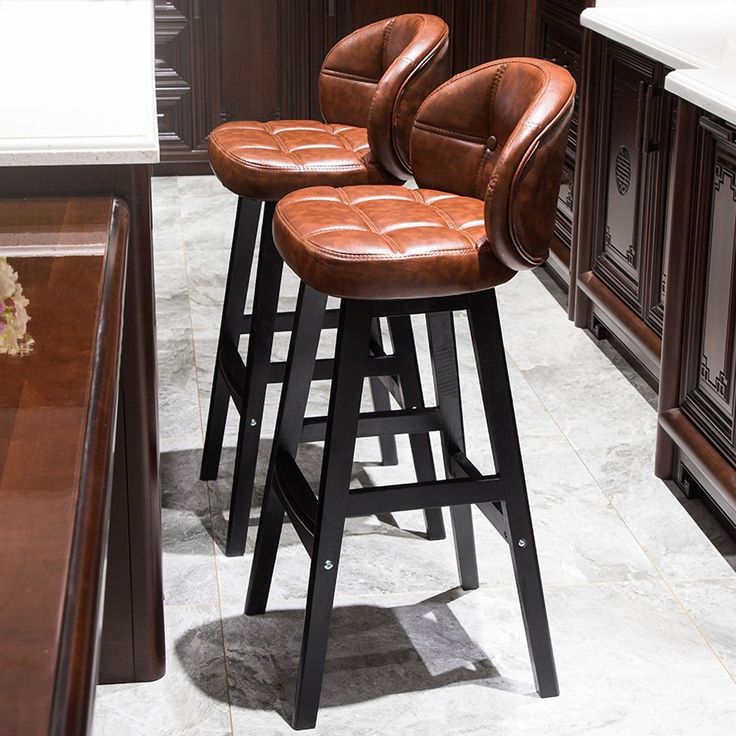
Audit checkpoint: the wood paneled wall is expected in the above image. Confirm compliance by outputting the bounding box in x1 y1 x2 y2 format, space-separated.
154 0 537 172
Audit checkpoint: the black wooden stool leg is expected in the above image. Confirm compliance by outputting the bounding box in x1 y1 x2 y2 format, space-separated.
293 299 373 731
245 284 328 615
368 319 399 466
201 197 263 480
225 202 283 557
467 289 558 698
388 315 446 540
426 312 479 590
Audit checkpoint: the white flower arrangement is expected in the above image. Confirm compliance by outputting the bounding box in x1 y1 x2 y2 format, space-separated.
0 256 34 357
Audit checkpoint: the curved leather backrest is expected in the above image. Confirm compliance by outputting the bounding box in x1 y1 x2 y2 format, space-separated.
410 58 576 271
319 14 450 180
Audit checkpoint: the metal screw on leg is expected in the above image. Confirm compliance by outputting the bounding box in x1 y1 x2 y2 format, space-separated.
323 560 334 571
250 418 257 427
517 538 527 548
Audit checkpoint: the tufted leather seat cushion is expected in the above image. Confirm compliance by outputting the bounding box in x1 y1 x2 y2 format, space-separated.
273 185 514 300
208 121 399 202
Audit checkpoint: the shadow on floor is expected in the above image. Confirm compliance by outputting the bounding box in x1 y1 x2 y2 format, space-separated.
203 441 434 555
175 589 527 724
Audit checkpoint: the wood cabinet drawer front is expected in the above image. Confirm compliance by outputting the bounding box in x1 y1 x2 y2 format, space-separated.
682 116 736 464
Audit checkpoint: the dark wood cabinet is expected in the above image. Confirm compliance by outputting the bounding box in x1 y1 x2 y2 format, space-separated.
534 0 588 287
574 36 675 382
681 116 736 468
657 106 736 527
276 0 536 122
154 0 538 174
154 0 224 170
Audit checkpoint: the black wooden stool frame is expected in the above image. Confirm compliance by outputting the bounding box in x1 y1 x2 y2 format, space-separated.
200 197 446 555
246 282 558 730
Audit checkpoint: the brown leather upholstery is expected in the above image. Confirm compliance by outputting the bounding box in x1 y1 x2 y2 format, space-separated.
208 14 449 201
274 186 514 300
208 121 397 202
273 59 576 299
411 58 576 271
319 14 450 179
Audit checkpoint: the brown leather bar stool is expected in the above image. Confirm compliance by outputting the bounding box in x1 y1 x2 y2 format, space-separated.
244 58 576 729
201 14 450 556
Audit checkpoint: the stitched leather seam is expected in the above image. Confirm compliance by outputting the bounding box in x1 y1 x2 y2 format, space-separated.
473 150 491 200
471 64 507 199
389 18 446 173
330 127 361 153
306 226 376 236
412 122 486 145
228 160 365 172
337 190 385 237
264 121 290 155
381 17 396 71
320 69 380 85
278 208 487 261
366 17 398 160
417 192 484 248
307 243 488 261
341 190 421 255
413 58 502 120
420 197 460 230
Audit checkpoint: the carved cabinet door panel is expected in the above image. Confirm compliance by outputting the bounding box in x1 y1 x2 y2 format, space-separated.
154 0 223 164
681 116 736 465
642 98 677 337
592 42 669 318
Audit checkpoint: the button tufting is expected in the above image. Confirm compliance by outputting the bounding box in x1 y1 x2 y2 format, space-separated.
486 135 498 151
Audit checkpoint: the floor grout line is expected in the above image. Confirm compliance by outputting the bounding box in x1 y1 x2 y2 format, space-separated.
507 349 736 688
167 178 234 734
135 177 736 735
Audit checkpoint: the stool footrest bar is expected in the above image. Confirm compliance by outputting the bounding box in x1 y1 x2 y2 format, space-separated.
242 307 341 335
273 449 317 555
476 502 509 542
218 340 246 413
450 425 510 543
346 476 506 517
300 408 442 444
267 354 402 384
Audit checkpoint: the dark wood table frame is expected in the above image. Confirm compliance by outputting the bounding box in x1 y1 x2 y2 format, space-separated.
0 165 165 686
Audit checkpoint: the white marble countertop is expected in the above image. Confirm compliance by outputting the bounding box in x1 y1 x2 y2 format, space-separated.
666 68 736 128
0 0 159 167
581 1 736 126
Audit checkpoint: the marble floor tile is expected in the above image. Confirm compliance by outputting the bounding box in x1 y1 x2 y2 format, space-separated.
199 580 736 736
93 605 230 736
155 248 192 333
668 577 736 681
94 176 736 736
157 337 203 446
179 187 237 249
160 451 219 607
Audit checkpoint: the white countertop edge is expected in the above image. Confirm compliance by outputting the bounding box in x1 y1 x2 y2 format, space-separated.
0 0 160 168
666 72 736 128
0 146 160 167
580 9 711 71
